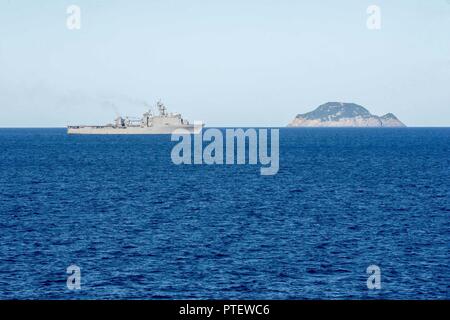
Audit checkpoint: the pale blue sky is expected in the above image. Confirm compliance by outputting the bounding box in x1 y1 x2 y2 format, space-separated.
0 0 449 127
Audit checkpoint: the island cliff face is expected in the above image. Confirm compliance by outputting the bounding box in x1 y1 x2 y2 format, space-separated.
288 102 406 127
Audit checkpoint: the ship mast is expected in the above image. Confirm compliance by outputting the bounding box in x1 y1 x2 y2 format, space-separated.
157 100 167 117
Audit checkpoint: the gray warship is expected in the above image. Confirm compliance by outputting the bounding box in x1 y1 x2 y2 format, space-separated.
67 101 202 134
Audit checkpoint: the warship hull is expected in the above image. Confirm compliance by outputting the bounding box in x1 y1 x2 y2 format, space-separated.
68 101 202 135
67 125 201 135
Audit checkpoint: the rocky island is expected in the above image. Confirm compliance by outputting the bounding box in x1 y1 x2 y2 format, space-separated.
288 102 406 127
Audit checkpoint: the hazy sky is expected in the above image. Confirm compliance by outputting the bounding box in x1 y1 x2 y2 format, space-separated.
0 0 449 127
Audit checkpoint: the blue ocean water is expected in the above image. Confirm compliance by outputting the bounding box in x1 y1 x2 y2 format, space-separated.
0 128 448 300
